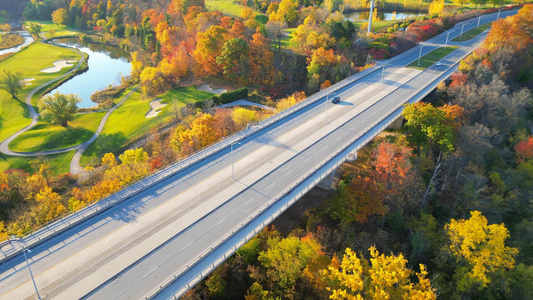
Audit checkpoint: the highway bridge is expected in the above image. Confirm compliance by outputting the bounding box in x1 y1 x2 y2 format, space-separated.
0 9 517 300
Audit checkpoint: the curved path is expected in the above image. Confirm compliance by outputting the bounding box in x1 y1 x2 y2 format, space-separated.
69 87 138 174
0 40 138 175
0 42 87 157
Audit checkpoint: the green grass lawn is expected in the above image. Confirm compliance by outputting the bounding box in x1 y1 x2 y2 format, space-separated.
280 28 296 48
206 0 250 17
0 42 81 143
43 30 80 39
408 46 458 69
452 23 491 42
0 151 75 175
24 20 74 33
80 86 214 166
9 112 105 152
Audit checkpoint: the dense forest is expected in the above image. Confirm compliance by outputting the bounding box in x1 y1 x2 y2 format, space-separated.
0 0 532 298
182 5 533 299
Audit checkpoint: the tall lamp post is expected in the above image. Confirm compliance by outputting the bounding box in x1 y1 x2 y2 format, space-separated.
417 44 424 66
9 237 41 300
460 23 465 39
324 94 333 123
477 15 481 28
231 142 241 180
497 8 503 20
381 64 387 85
445 31 450 48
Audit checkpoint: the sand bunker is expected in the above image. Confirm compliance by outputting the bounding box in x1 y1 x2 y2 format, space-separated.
146 98 167 118
41 59 77 73
20 78 35 85
197 84 227 95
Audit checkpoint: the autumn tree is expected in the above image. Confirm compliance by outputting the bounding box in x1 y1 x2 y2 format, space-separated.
515 136 533 163
52 8 69 25
428 0 445 15
39 93 81 126
255 235 327 298
216 37 249 80
329 175 387 225
0 69 24 99
193 25 227 77
323 247 437 299
170 113 220 156
445 210 518 292
249 32 275 85
402 102 462 154
232 107 258 129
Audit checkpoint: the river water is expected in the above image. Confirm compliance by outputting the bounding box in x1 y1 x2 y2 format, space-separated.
0 31 33 56
344 10 425 21
48 39 131 108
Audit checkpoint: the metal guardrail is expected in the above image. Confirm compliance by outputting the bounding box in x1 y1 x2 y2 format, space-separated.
0 61 383 264
145 44 472 299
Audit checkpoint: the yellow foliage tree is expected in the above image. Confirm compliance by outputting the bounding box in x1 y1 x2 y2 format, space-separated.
428 0 445 15
323 247 437 299
445 210 518 291
33 186 67 225
0 221 8 241
232 107 258 129
170 113 220 156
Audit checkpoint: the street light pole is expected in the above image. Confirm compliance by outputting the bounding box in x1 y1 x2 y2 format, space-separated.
324 94 329 123
231 142 241 180
460 23 465 39
477 15 481 28
381 65 386 85
497 8 503 20
9 237 41 300
418 44 424 66
445 31 450 48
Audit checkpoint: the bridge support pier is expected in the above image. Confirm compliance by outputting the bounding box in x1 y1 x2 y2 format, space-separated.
318 151 358 190
388 115 404 130
317 169 337 190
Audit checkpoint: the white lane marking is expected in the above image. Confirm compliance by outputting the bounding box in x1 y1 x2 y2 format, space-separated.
181 241 194 250
215 217 227 227
286 170 293 175
143 267 158 278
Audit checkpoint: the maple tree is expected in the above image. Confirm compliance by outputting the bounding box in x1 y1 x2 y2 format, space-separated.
323 247 437 299
515 136 533 163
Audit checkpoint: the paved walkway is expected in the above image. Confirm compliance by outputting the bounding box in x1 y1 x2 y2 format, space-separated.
0 42 86 157
217 99 275 111
69 87 139 174
0 41 138 176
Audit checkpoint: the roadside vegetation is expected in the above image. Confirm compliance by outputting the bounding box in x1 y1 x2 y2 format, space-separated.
1 1 531 299
407 46 458 69
452 22 491 41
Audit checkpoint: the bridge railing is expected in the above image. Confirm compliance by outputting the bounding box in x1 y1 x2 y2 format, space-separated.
0 60 383 264
144 45 472 299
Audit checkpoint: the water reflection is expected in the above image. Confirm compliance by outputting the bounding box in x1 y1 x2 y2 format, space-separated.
344 11 425 21
48 39 131 109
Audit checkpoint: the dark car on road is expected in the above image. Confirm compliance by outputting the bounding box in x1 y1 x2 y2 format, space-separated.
331 96 341 104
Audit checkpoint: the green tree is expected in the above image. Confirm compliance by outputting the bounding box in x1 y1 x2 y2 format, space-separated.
216 37 249 79
402 103 461 154
38 93 81 127
27 22 42 38
0 69 24 99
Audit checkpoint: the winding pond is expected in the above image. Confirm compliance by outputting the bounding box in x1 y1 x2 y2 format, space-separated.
344 10 425 21
48 39 131 108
